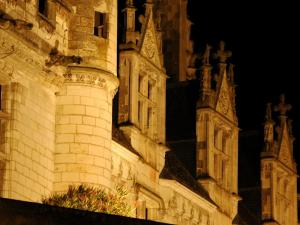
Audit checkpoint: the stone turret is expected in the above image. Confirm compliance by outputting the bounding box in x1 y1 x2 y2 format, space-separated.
123 0 137 44
262 103 275 153
54 0 119 192
261 95 297 225
196 41 239 224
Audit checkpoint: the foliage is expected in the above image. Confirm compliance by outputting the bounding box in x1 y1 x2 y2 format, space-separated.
42 184 132 216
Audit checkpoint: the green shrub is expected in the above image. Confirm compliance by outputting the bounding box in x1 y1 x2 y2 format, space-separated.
42 184 132 216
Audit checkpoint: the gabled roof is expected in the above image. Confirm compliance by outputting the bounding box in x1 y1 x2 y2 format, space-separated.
112 125 141 157
277 122 294 169
137 3 162 69
215 69 236 122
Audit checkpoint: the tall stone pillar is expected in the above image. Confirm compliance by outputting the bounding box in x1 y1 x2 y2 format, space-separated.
54 65 118 192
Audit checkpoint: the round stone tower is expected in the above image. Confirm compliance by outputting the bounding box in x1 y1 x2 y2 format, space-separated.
54 0 118 192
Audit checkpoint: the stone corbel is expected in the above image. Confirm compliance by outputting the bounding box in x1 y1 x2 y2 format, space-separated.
0 11 33 30
45 47 82 67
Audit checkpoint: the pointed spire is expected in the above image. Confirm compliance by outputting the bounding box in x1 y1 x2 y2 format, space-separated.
214 41 232 63
265 102 273 122
263 103 275 151
202 44 212 66
123 0 137 44
198 44 213 106
144 0 154 11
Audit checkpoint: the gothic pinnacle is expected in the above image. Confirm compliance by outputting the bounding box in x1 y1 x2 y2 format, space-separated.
265 103 273 122
126 0 134 7
202 44 212 66
214 41 232 63
273 94 292 117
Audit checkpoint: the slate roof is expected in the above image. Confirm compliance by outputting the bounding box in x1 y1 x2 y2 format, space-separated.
160 151 215 205
112 125 141 157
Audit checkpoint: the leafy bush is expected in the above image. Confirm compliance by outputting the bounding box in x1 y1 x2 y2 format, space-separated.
42 184 131 216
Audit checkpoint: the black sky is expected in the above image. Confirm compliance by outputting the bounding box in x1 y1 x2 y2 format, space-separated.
188 1 300 163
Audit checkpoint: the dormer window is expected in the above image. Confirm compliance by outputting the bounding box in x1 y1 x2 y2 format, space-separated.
94 12 108 38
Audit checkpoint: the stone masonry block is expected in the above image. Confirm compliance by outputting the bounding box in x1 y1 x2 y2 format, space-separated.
69 143 89 154
56 124 77 134
56 144 70 154
82 116 96 125
55 154 76 164
56 134 75 143
63 105 85 115
69 116 83 124
76 125 93 135
86 106 99 117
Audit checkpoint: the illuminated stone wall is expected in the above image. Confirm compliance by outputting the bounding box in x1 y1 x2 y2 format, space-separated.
0 0 118 199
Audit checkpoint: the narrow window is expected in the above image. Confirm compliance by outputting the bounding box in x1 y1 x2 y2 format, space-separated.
145 208 148 220
37 0 56 27
214 128 218 148
38 0 48 17
138 101 143 127
148 82 153 99
138 74 143 93
0 85 2 111
222 160 226 185
94 12 108 38
214 154 218 180
222 134 227 153
147 107 152 129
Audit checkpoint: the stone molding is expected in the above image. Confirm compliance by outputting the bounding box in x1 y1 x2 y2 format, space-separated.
64 65 119 97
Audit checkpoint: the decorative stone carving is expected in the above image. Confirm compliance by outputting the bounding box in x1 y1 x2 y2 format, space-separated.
0 40 15 59
218 89 229 115
214 41 232 63
169 194 177 209
0 59 14 78
45 46 82 67
274 94 292 117
63 71 106 88
139 11 161 68
202 44 212 66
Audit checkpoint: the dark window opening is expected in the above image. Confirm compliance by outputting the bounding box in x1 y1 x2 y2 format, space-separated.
148 82 153 99
147 108 152 128
94 12 108 38
38 0 48 17
138 75 143 93
138 101 141 124
145 208 148 220
0 86 2 110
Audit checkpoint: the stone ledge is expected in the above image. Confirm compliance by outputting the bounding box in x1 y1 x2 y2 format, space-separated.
64 65 119 97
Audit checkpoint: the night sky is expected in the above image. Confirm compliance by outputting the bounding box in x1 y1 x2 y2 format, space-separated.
188 1 300 163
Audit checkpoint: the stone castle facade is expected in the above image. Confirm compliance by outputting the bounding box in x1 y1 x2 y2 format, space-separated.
0 1 297 225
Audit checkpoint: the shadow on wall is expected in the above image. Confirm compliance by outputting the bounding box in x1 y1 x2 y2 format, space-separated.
0 118 6 196
0 160 5 196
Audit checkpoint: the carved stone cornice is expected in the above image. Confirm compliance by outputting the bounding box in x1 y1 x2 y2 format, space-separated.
0 29 63 90
64 65 119 97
